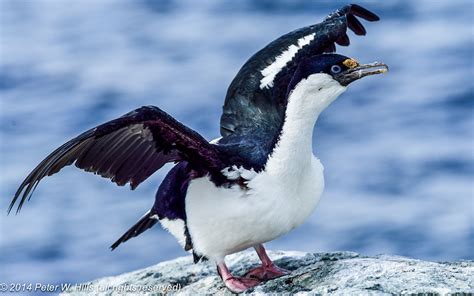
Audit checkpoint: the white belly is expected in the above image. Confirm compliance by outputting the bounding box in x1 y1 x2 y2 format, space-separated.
185 156 325 262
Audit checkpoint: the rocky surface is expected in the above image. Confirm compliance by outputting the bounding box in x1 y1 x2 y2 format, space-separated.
61 251 473 295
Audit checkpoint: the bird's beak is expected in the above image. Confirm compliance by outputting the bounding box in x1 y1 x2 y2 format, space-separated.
335 61 388 86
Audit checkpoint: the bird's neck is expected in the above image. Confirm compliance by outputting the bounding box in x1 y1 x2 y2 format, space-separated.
265 74 346 178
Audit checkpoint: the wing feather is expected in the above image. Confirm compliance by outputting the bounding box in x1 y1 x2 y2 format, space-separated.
9 106 226 214
347 14 366 36
220 4 380 137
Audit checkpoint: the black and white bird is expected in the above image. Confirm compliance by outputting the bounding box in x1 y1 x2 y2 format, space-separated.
9 4 387 293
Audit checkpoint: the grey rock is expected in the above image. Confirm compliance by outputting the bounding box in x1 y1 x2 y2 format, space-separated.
61 251 473 295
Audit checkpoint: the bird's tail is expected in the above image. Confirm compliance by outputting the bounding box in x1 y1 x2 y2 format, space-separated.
110 210 158 250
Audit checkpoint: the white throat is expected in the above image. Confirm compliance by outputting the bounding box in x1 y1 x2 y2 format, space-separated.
265 74 346 177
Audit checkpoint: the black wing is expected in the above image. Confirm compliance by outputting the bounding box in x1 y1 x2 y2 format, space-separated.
9 106 227 214
220 4 379 137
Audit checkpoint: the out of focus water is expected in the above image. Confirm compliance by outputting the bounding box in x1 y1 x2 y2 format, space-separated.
1 0 473 286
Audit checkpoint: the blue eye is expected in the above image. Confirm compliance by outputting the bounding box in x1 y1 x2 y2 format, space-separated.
331 65 342 74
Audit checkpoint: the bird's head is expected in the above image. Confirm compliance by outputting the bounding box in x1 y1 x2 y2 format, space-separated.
286 53 388 114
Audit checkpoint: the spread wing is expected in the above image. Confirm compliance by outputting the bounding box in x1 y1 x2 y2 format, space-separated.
9 106 227 214
220 4 379 137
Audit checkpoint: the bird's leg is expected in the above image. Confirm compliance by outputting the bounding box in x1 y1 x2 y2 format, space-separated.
217 261 261 293
244 244 290 281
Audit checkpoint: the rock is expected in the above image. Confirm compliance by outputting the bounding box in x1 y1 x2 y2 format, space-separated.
61 251 473 295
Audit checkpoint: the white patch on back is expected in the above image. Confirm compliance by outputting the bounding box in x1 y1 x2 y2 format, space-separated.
186 74 347 262
221 165 257 181
260 33 315 89
160 218 186 248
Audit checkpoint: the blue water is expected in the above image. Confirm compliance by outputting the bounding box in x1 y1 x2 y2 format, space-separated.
1 0 473 286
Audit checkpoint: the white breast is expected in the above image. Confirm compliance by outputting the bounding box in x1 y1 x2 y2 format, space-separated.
185 157 324 262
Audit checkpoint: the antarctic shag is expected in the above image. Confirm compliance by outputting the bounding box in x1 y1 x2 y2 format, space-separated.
9 4 387 293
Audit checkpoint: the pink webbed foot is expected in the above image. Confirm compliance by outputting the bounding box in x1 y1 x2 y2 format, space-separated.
217 245 290 292
224 276 261 293
218 262 261 293
243 244 291 281
244 264 290 281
